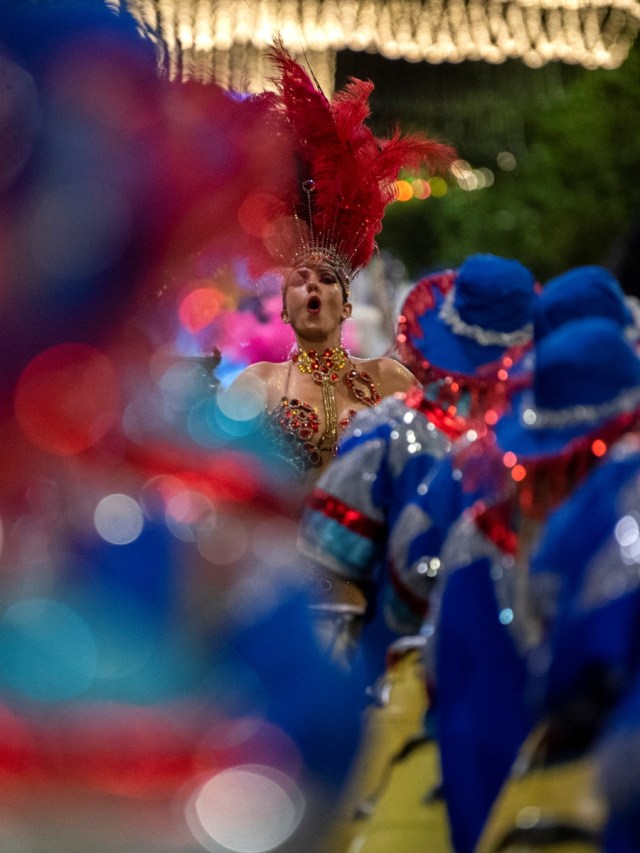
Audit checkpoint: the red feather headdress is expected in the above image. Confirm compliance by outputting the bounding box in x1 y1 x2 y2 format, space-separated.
266 42 456 295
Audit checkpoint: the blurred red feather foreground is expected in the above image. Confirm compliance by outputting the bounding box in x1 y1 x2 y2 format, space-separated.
264 40 456 290
0 9 367 851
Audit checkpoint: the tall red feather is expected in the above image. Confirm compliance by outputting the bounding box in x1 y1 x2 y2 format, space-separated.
267 41 456 281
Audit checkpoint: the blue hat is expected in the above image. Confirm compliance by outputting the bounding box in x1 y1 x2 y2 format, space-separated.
398 254 536 379
534 265 635 341
495 317 640 460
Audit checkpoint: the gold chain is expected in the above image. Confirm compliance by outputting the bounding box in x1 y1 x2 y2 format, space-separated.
319 377 339 450
291 346 349 450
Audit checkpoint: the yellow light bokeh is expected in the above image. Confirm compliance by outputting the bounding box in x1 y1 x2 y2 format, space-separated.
395 179 414 202
429 176 448 197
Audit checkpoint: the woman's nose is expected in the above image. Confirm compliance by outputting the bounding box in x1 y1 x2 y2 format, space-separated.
304 273 320 289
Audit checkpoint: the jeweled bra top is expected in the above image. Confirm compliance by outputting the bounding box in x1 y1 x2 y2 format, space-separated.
264 352 382 476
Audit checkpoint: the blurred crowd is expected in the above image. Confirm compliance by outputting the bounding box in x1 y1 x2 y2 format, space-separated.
2 3 640 853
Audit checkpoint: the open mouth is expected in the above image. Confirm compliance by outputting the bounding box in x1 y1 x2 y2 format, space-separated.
307 295 321 312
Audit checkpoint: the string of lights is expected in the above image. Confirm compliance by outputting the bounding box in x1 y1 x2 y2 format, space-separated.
116 0 640 91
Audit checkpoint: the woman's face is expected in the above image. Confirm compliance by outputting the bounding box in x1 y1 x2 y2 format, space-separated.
283 262 351 341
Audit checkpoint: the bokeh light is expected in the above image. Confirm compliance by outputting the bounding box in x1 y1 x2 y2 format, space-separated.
15 343 119 455
497 151 517 171
395 179 413 202
499 608 514 625
503 451 517 468
217 383 266 421
94 493 144 545
195 718 303 780
165 489 215 543
479 167 495 187
139 474 188 519
429 177 448 197
615 513 640 548
186 765 305 852
214 381 266 438
511 464 527 482
452 159 494 192
188 398 227 448
0 598 97 701
412 178 431 199
617 511 640 564
159 359 213 412
237 190 280 238
197 512 249 565
179 288 224 334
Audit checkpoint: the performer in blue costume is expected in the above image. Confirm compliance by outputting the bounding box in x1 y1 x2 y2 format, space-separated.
488 436 640 850
422 267 640 853
439 317 640 853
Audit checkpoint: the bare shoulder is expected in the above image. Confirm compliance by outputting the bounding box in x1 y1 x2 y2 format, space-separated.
232 361 279 383
231 360 293 386
353 355 420 398
227 360 288 408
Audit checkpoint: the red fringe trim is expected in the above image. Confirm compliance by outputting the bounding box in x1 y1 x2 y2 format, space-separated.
472 498 519 557
514 410 640 519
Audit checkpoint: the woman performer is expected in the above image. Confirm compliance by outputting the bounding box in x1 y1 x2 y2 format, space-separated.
238 258 417 482
231 44 455 487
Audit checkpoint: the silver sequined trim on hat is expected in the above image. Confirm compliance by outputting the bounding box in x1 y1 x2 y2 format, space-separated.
519 384 640 430
438 286 533 348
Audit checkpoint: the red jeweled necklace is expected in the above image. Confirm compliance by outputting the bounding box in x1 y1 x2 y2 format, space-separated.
292 345 349 384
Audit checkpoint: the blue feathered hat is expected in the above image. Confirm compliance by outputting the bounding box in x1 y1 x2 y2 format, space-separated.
534 265 636 342
495 317 640 460
398 253 536 381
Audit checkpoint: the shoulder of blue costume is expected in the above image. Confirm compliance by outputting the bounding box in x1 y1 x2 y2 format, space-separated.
338 396 414 455
398 455 467 571
531 449 640 726
531 449 640 590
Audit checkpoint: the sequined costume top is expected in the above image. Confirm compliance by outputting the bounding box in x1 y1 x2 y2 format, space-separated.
266 397 353 472
262 360 381 479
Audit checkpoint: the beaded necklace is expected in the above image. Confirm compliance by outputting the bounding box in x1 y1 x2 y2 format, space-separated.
292 345 381 452
292 345 349 383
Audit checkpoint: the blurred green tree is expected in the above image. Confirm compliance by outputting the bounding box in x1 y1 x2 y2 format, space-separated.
338 42 640 286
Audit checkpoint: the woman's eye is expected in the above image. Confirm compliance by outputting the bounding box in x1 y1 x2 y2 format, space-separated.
321 275 337 285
